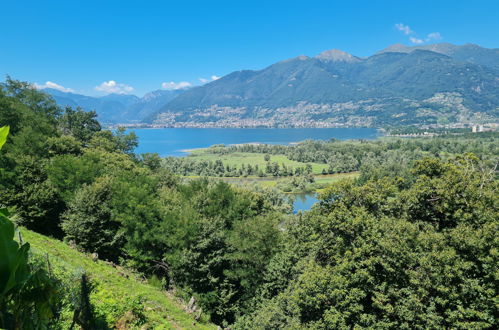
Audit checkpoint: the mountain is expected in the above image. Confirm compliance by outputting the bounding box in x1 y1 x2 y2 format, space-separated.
121 89 186 122
150 43 499 127
377 43 499 71
44 89 186 124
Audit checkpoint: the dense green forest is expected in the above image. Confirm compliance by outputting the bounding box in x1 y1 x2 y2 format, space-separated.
0 79 497 328
163 133 497 179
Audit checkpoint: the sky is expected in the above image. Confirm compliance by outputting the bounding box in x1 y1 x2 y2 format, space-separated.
1 0 498 96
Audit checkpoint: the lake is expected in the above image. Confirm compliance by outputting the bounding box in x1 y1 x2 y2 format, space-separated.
130 127 377 212
292 193 319 214
131 127 380 156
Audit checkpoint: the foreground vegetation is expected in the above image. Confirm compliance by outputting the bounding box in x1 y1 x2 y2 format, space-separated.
0 79 497 328
20 228 215 329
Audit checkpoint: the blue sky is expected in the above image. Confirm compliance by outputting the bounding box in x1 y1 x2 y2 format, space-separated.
1 0 498 96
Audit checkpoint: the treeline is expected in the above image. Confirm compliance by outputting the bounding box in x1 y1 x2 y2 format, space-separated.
1 79 497 328
205 135 498 175
162 156 313 177
385 126 472 135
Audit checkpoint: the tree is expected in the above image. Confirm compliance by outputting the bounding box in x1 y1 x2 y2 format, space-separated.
58 107 101 144
62 177 123 261
113 127 138 154
237 156 498 329
4 155 65 236
0 126 62 329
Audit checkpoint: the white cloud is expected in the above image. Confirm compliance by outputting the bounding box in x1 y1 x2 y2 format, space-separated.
426 32 442 41
395 23 442 45
198 75 221 84
94 80 134 94
395 23 413 35
161 81 192 90
409 37 424 44
33 81 74 93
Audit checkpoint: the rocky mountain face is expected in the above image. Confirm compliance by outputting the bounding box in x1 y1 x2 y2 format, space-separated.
150 43 499 127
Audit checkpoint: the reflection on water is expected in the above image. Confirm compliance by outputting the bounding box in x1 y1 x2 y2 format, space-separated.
292 193 319 214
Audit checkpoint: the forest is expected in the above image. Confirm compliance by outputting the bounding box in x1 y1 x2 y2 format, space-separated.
0 79 497 329
163 133 498 178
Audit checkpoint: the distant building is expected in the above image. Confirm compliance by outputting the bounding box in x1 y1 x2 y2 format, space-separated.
472 124 490 133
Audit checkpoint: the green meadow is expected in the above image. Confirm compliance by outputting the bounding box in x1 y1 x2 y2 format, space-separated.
188 149 329 174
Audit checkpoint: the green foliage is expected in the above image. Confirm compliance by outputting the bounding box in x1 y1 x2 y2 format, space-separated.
0 125 64 329
162 148 328 178
225 214 281 298
47 135 82 156
2 79 498 329
62 177 123 261
0 204 58 328
236 155 498 329
0 208 30 303
0 126 9 150
58 107 101 143
20 228 215 329
87 129 138 155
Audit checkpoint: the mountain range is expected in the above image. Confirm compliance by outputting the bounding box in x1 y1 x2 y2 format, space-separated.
44 88 185 124
43 43 499 127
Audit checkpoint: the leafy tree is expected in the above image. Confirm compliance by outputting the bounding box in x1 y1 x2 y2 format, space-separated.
113 127 138 155
236 156 498 329
0 126 62 329
58 107 101 144
62 177 123 261
4 155 65 236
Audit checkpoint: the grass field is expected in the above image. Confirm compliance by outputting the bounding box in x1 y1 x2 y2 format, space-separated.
188 149 329 174
19 229 216 329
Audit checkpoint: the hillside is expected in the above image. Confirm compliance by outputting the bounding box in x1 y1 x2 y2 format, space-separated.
150 43 499 127
19 228 215 329
44 88 186 124
377 42 499 70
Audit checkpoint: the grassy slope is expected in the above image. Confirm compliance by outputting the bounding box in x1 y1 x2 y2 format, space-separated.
20 228 216 330
188 150 329 174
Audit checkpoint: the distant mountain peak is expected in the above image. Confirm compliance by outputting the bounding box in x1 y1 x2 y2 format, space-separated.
378 43 411 53
315 49 360 62
378 42 460 55
280 55 310 63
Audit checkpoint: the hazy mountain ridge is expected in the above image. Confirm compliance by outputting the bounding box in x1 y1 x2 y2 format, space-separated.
377 43 499 70
151 43 499 127
44 88 186 124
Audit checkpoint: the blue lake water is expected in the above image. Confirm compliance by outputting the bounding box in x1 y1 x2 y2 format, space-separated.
131 127 380 156
129 127 378 212
292 193 319 214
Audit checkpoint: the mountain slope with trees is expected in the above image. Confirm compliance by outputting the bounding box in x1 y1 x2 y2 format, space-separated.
151 43 499 127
